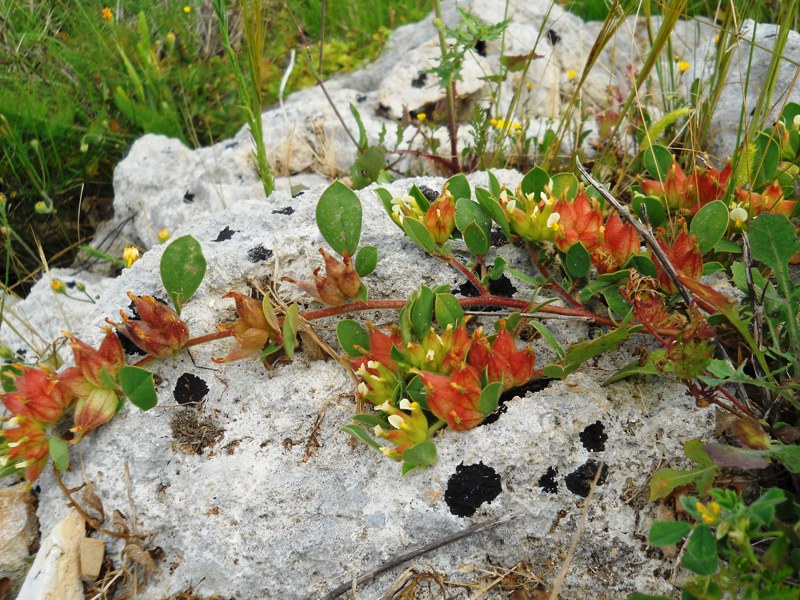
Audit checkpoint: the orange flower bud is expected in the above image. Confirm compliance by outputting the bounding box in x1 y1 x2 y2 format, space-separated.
416 365 485 431
107 293 189 358
71 387 120 442
2 365 73 424
592 213 640 274
655 222 703 295
213 291 283 363
467 327 536 390
554 190 604 252
422 189 456 245
60 331 124 396
2 417 50 483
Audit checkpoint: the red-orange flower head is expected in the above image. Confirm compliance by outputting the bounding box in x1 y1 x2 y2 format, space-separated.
1 416 50 483
591 213 640 274
107 293 190 358
423 187 456 245
2 365 73 424
467 326 536 390
553 189 604 253
415 365 485 431
655 220 703 295
352 326 403 406
212 291 283 363
735 181 796 218
60 330 125 442
641 161 687 210
684 165 729 215
399 323 472 375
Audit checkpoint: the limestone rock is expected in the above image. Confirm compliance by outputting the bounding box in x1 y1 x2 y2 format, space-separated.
16 510 84 600
24 173 714 599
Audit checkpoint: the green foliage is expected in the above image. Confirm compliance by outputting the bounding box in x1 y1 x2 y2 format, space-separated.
647 487 800 598
118 365 158 410
316 181 363 257
160 235 207 314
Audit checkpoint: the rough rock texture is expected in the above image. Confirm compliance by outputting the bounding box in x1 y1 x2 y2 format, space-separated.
25 173 716 599
17 510 84 600
0 484 38 596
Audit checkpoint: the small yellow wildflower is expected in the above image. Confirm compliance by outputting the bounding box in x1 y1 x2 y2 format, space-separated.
157 228 171 243
490 118 498 127
416 113 427 123
678 60 690 73
547 212 561 232
566 69 577 80
51 279 66 294
102 7 112 21
714 34 720 43
696 501 722 525
496 118 506 129
123 246 141 268
183 5 191 14
526 81 532 91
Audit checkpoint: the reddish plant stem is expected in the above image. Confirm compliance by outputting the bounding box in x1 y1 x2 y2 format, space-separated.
716 385 756 419
448 257 488 295
527 243 582 308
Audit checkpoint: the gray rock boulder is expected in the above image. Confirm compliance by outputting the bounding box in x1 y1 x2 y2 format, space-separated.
25 173 713 599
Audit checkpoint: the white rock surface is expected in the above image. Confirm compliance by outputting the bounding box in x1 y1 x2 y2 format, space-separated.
16 510 84 600
25 173 714 599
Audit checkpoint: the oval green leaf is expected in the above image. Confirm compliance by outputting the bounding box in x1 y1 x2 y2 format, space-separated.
641 144 674 182
550 172 578 201
446 173 471 200
648 520 692 547
119 365 158 410
625 255 658 278
633 195 666 227
479 382 503 414
487 170 502 197
341 424 381 450
337 319 370 358
475 187 510 239
520 166 549 197
434 292 464 329
316 180 362 256
454 198 491 234
753 131 780 185
463 221 490 256
355 245 378 277
690 200 729 254
682 525 719 576
402 218 436 254
401 440 437 474
282 304 299 359
374 187 394 219
49 436 70 472
160 235 207 314
411 286 435 340
565 242 590 278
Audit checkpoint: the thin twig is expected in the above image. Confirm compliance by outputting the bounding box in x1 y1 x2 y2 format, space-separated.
548 461 604 600
316 512 517 600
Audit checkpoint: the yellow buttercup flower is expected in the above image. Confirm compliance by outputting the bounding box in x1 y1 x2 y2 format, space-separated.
678 60 690 73
416 113 427 122
102 7 113 21
123 246 141 268
51 279 66 294
566 69 577 80
157 228 171 243
526 81 532 91
183 5 191 14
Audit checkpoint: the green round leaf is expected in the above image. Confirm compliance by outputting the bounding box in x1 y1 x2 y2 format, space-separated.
690 200 729 254
641 144 674 182
487 170 502 197
401 440 437 474
454 198 491 234
648 520 692 547
409 185 430 211
463 221 490 256
411 286 435 340
478 382 503 414
160 235 207 313
565 242 591 278
316 181 362 256
753 131 780 185
355 245 378 277
446 173 471 200
475 187 510 239
282 304 299 359
402 218 436 254
520 166 549 197
119 365 158 410
550 172 578 200
633 195 666 227
337 319 370 358
49 436 70 472
434 292 464 329
681 525 719 576
374 187 394 219
625 255 658 278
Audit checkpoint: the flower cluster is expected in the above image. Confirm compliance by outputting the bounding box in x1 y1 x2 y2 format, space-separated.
1 294 191 484
499 185 561 243
640 161 731 216
350 320 536 464
284 248 361 306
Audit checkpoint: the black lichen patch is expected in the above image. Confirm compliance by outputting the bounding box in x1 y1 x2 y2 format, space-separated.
411 72 428 88
482 378 554 426
183 191 195 204
456 279 482 298
580 421 607 452
565 460 608 498
272 206 295 215
445 462 502 517
169 408 224 455
538 466 559 494
247 244 273 263
356 93 367 103
418 185 440 204
488 273 517 298
173 373 209 405
474 39 487 56
546 29 561 45
116 331 146 356
213 226 236 242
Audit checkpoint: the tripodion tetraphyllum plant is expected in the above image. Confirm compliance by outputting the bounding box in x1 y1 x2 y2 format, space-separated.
2 103 800 483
